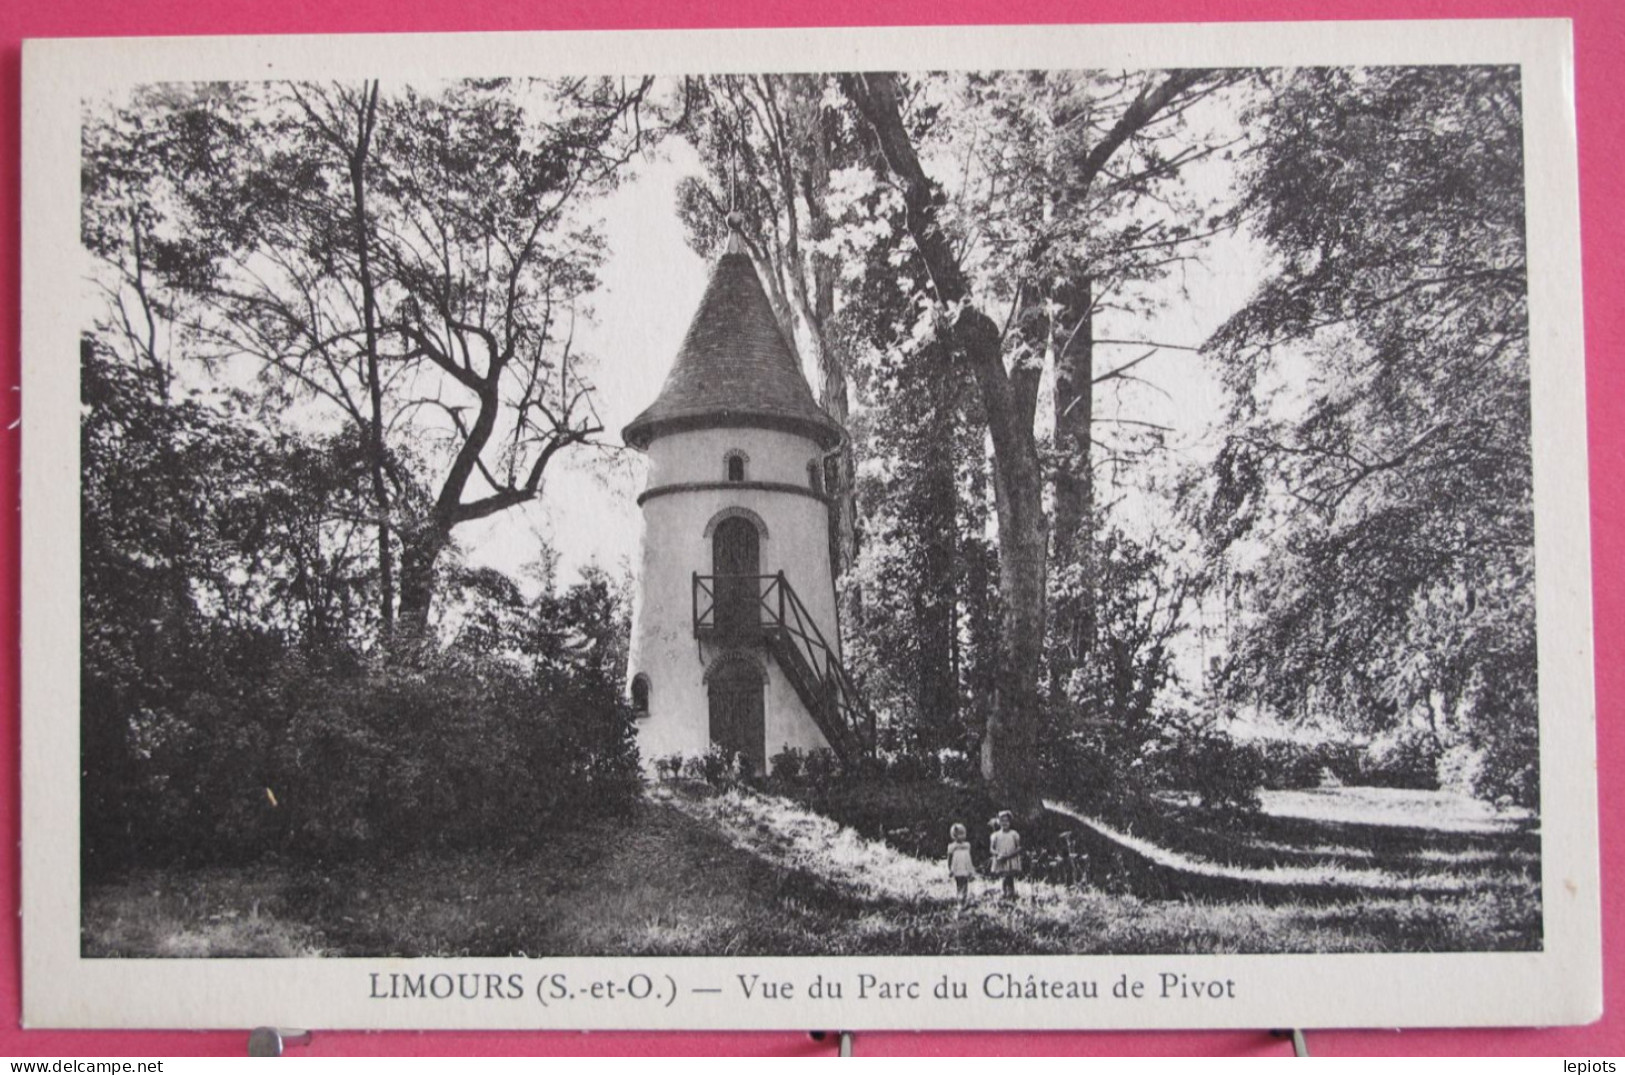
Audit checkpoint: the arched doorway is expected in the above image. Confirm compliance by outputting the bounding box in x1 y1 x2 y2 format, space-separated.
707 655 766 776
712 515 760 634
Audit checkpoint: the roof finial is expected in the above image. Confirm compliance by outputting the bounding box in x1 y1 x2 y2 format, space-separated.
724 209 747 256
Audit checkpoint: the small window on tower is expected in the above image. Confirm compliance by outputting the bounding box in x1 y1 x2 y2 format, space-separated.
807 460 823 493
725 451 747 483
630 673 651 715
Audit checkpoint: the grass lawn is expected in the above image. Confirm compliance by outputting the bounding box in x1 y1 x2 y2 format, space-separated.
83 782 1540 958
1060 786 1539 913
771 776 1538 939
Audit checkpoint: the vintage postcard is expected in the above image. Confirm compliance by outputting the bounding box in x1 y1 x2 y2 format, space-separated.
20 19 1600 1031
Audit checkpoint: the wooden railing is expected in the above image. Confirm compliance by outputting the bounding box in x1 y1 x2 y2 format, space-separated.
693 571 875 761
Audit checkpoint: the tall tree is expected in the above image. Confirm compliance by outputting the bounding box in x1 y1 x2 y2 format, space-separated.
374 78 659 633
842 71 1047 804
86 82 407 631
841 69 1236 805
286 83 397 632
87 78 664 639
675 74 860 575
935 70 1244 698
1204 66 1535 804
838 184 982 750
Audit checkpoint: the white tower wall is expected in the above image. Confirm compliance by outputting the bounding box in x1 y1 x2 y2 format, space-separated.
627 425 841 768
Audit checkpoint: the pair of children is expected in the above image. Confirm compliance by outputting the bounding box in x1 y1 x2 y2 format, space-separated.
946 811 1021 907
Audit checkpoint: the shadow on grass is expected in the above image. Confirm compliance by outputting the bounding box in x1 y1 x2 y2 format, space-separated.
82 786 1542 957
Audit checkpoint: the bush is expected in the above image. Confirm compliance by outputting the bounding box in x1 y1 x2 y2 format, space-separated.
1252 737 1363 790
1472 741 1538 807
1041 706 1264 817
763 746 852 794
689 744 745 790
1150 722 1264 813
1458 657 1539 807
1359 725 1441 790
77 339 647 872
82 648 643 868
801 748 843 791
891 748 960 782
1043 724 1139 815
768 747 806 783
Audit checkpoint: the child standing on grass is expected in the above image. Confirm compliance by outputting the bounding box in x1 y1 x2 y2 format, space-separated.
946 823 975 908
990 810 1022 901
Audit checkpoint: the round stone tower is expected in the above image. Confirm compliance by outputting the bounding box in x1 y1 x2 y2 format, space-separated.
622 228 865 776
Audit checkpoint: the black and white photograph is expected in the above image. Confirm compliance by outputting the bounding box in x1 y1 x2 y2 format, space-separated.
21 20 1599 1030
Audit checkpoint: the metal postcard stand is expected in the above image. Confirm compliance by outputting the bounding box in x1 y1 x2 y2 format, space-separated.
246 1028 310 1056
1273 1028 1312 1057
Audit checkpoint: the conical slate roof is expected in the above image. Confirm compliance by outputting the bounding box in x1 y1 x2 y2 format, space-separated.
622 249 843 451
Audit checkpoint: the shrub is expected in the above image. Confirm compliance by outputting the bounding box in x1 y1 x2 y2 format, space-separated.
1457 656 1539 808
82 647 643 868
694 744 744 790
76 340 647 871
1150 722 1264 813
768 747 806 784
1043 724 1138 815
1359 725 1441 790
801 748 842 791
1252 737 1362 790
878 749 940 783
1042 705 1264 817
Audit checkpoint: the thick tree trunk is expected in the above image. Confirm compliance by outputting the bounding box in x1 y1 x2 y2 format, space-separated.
395 530 447 640
1048 277 1095 697
844 71 1048 811
973 329 1048 811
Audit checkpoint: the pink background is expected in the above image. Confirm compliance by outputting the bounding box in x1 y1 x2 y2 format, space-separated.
0 0 1617 1057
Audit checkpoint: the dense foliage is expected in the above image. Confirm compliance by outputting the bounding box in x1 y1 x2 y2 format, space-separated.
1204 67 1536 805
83 78 667 637
79 64 1544 888
82 313 640 878
662 66 1540 817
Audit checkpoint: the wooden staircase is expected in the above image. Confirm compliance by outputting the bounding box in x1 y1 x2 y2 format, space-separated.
693 571 875 764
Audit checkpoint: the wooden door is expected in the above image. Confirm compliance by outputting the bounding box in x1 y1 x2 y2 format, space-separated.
712 516 760 634
708 660 766 775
